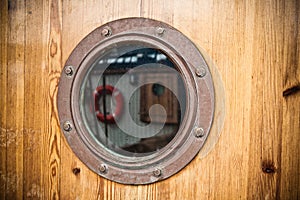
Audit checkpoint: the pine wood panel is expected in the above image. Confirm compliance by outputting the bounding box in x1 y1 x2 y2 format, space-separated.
2 1 26 199
0 0 299 199
0 1 8 199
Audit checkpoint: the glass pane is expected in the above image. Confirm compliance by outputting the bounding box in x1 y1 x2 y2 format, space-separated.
79 42 186 157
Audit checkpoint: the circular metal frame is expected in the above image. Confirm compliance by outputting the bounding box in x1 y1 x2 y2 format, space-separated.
57 18 214 184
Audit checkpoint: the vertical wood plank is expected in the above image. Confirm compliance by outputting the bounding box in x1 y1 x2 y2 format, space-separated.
22 0 51 199
280 0 300 198
209 1 254 199
45 0 62 198
0 1 8 199
247 0 284 199
5 0 25 199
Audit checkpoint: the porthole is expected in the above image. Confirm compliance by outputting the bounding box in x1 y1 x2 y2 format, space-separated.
57 18 214 184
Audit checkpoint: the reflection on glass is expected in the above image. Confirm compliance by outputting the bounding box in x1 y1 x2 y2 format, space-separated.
80 42 186 157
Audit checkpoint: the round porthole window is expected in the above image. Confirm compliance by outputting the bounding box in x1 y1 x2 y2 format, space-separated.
58 18 215 184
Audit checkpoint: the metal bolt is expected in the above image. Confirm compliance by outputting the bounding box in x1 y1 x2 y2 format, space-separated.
195 127 205 138
99 164 107 173
195 67 206 78
64 66 74 77
101 27 111 37
153 168 162 177
63 121 72 132
156 27 165 35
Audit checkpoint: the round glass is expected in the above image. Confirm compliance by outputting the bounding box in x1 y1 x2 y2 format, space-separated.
79 41 186 157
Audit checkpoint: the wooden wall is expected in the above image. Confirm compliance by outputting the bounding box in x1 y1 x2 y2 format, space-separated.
0 0 299 199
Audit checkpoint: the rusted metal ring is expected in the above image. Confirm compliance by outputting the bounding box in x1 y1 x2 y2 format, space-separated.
57 18 214 184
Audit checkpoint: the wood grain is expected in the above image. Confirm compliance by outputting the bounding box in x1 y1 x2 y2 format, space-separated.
0 1 8 199
0 0 299 199
247 1 284 198
22 1 47 198
280 1 300 198
5 1 26 199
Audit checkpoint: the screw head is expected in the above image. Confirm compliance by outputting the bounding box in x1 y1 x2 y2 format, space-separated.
195 67 206 78
101 27 111 37
156 27 165 35
194 127 205 138
99 164 107 173
64 66 74 77
63 121 72 132
153 168 162 177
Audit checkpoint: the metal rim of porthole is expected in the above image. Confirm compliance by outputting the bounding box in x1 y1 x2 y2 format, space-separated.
57 17 214 184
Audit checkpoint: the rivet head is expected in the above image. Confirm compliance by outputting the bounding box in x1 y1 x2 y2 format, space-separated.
156 27 165 35
153 168 162 177
195 67 206 78
194 127 205 138
101 27 111 37
63 121 72 132
99 164 107 173
64 66 74 77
